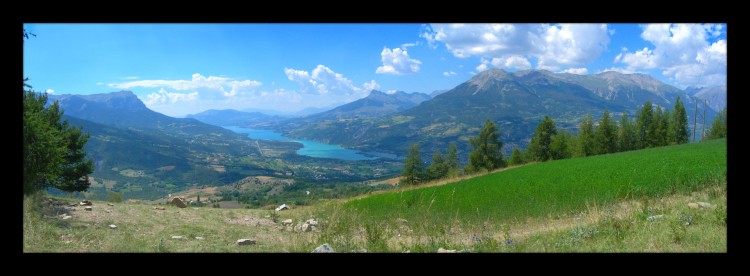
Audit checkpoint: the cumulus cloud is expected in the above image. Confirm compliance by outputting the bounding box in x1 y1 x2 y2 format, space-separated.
617 23 726 87
375 47 422 75
45 89 54 94
600 67 639 74
143 88 198 105
110 73 262 98
490 55 531 70
443 71 457 77
422 23 611 71
285 65 377 96
561 68 589 74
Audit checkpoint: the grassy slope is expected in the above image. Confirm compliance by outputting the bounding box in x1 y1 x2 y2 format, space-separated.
345 139 726 225
23 139 726 252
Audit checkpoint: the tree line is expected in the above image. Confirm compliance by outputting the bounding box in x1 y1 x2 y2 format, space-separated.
401 96 726 186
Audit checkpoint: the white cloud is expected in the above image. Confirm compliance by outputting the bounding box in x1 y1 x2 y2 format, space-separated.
443 71 457 77
375 47 422 75
143 88 198 105
363 80 380 92
600 67 639 74
124 76 139 80
285 65 376 96
490 55 531 70
110 73 262 98
476 58 490 72
45 89 54 94
561 68 589 74
617 23 726 87
386 89 398 94
422 23 611 70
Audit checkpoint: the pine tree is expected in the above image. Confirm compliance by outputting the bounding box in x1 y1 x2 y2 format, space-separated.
24 84 94 195
648 106 665 147
670 96 690 144
617 113 637 152
635 101 653 149
550 131 573 160
662 108 673 145
527 116 557 162
445 142 461 177
593 110 618 154
466 119 505 173
401 143 425 185
426 150 449 181
574 114 595 157
508 146 525 166
707 107 727 139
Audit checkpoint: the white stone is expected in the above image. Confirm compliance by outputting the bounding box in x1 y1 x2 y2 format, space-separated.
237 239 256 245
312 243 335 253
108 224 117 229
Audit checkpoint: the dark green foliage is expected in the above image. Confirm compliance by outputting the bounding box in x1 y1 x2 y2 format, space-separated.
670 96 690 144
466 120 505 173
508 146 525 166
107 191 123 203
574 114 595 157
593 110 617 155
550 131 573 160
426 151 449 181
636 101 653 149
648 106 667 147
445 142 461 177
402 143 425 185
23 86 94 195
527 116 558 162
617 113 637 152
708 107 727 139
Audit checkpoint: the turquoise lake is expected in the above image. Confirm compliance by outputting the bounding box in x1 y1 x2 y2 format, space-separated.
223 126 378 161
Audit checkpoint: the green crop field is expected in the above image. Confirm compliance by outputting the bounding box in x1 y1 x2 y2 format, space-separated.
345 139 726 225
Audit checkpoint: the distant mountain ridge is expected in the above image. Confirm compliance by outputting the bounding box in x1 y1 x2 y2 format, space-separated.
272 68 715 161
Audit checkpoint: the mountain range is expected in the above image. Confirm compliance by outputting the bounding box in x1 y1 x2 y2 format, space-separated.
268 69 720 161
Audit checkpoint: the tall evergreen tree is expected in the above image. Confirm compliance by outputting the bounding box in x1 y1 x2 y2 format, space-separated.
662 108 673 145
648 106 666 147
550 131 573 160
670 96 690 144
466 119 505 173
426 150 449 181
508 146 525 166
635 101 654 149
527 116 558 162
574 113 595 157
24 82 94 195
401 143 425 185
617 113 637 152
593 110 618 154
707 107 727 139
445 142 461 177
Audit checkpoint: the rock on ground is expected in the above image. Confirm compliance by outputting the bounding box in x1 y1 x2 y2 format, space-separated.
312 243 335 253
437 247 456 253
237 239 256 245
108 224 117 229
84 206 93 211
282 219 293 226
171 236 184 240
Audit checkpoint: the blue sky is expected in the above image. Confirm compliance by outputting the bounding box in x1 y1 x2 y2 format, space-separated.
23 23 727 117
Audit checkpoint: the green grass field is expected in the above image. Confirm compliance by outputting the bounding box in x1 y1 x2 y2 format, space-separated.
24 139 726 252
345 139 726 225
